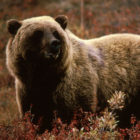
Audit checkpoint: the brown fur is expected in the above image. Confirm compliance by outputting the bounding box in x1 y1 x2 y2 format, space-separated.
6 16 140 132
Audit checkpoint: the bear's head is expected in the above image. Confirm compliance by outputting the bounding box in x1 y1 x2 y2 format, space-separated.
7 15 71 67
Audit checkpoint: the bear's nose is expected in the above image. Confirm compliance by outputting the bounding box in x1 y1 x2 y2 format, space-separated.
50 40 61 54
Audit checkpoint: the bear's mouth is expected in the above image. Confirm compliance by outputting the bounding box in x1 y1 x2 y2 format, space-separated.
39 45 61 61
44 51 60 60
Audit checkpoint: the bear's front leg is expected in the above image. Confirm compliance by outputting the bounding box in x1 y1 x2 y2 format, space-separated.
15 79 31 118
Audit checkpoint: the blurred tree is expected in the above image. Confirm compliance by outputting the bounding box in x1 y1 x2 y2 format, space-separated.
80 0 84 31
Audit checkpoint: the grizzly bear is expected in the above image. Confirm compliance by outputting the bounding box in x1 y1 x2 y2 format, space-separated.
6 15 140 132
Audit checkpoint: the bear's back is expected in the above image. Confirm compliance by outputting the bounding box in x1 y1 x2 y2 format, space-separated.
85 33 140 99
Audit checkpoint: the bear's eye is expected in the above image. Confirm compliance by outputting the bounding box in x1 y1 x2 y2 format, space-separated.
50 40 61 53
53 30 61 40
31 30 43 42
33 30 43 39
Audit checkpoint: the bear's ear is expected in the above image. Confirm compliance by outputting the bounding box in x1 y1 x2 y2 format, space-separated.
7 19 22 35
55 15 68 30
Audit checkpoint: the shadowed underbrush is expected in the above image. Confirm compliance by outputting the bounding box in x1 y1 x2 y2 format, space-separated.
0 91 140 139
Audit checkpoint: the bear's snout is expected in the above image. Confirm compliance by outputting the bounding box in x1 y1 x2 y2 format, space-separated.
50 39 61 54
42 39 61 60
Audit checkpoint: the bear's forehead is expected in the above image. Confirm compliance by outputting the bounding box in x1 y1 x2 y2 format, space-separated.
22 16 58 28
23 16 55 23
21 16 60 31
